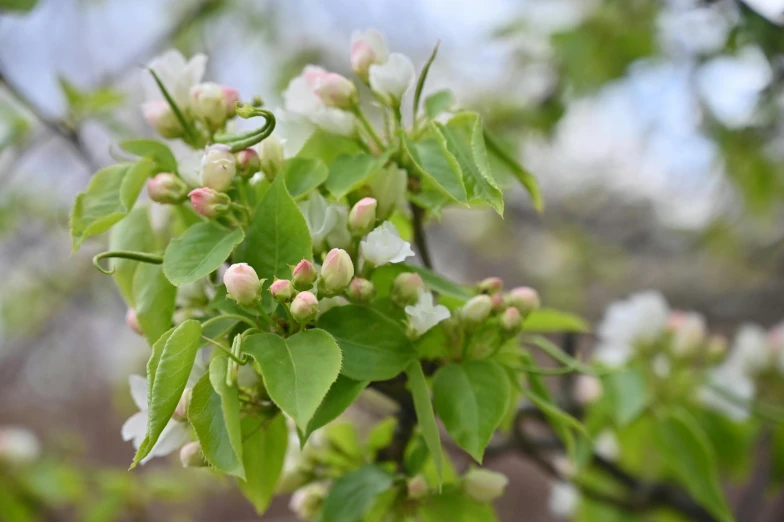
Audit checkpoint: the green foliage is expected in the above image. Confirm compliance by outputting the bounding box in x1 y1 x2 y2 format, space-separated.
119 139 178 173
132 264 176 345
59 76 124 122
238 414 289 514
319 464 396 522
521 307 591 333
602 368 649 426
108 207 154 304
302 375 368 443
418 489 499 522
403 132 467 203
425 89 456 118
408 361 444 482
283 157 328 199
325 151 391 199
163 222 244 286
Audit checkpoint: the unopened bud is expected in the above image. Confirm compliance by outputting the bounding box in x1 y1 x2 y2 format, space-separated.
201 144 236 192
499 307 522 334
292 259 318 290
407 475 429 499
290 291 319 323
313 72 357 110
173 388 192 422
478 277 503 295
348 197 377 237
667 311 706 357
346 277 375 303
223 263 261 305
235 148 260 179
258 135 284 180
392 272 425 307
147 173 188 204
179 441 208 468
462 469 509 503
574 375 602 405
188 187 230 217
460 295 493 326
319 248 354 295
491 293 505 312
350 29 389 82
505 287 540 315
270 279 295 303
141 100 183 139
190 82 239 129
126 308 143 335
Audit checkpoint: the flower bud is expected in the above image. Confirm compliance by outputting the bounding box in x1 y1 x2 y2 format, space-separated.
126 308 143 335
290 291 319 323
369 53 415 108
407 475 429 499
188 188 230 217
223 263 261 305
235 148 260 179
667 311 706 357
313 72 357 110
574 375 603 405
270 279 295 303
350 29 390 82
319 248 354 295
348 197 377 237
346 277 375 303
477 277 503 295
460 295 493 326
392 272 425 307
290 482 328 521
147 173 188 204
292 259 318 290
201 144 236 192
491 293 505 312
172 388 192 422
0 427 40 465
141 100 183 139
462 469 509 503
258 135 284 180
179 441 208 468
190 82 239 129
505 286 540 315
499 307 522 334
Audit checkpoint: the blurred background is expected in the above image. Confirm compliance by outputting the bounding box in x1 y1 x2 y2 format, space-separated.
1 0 784 520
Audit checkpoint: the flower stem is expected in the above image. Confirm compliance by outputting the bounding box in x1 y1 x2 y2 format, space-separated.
353 107 385 151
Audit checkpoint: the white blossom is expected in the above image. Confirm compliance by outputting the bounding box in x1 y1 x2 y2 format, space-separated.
369 53 415 107
281 66 355 139
741 0 784 25
0 427 40 464
699 364 755 422
548 481 579 520
142 49 207 110
298 192 349 252
360 221 415 267
594 430 620 461
405 291 450 338
725 324 770 376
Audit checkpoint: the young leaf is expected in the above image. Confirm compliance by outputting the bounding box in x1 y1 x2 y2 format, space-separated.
413 41 440 121
132 263 175 345
483 129 543 212
301 375 368 444
243 329 342 432
425 89 455 118
432 360 511 462
133 320 202 466
208 356 245 477
70 160 154 251
602 369 649 426
119 139 177 173
407 360 444 483
320 464 396 522
324 151 391 199
238 414 288 514
403 132 467 203
283 157 328 199
234 174 312 282
108 207 154 305
418 490 499 522
656 408 733 522
318 305 416 381
522 308 591 333
297 128 363 165
163 222 244 286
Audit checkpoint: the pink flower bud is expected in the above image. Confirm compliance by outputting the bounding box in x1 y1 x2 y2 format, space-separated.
346 277 375 303
292 259 318 290
141 100 183 139
348 197 377 237
147 173 188 204
505 287 540 315
290 291 319 323
667 311 706 357
172 388 191 422
407 475 429 499
490 293 505 312
319 248 354 295
179 441 208 468
190 82 238 130
269 279 295 303
350 29 390 81
126 308 143 335
392 272 424 306
313 72 357 110
499 306 522 333
221 86 240 116
188 187 230 217
235 148 260 179
477 277 503 295
462 469 508 503
223 263 261 305
258 136 284 180
201 144 236 192
460 295 493 326
574 375 603 405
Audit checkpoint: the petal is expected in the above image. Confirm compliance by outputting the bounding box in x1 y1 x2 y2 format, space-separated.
121 411 147 447
141 422 189 464
389 242 415 263
128 374 148 410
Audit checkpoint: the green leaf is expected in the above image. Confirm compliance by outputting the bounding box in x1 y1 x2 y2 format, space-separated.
324 152 390 199
413 42 440 121
302 375 368 444
163 222 244 286
235 174 312 282
188 360 245 478
483 129 543 212
318 305 416 381
432 360 510 462
243 329 342 432
602 369 649 426
655 408 733 522
425 89 455 118
418 490 499 522
435 113 503 215
120 139 178 173
403 133 467 203
0 0 38 11
132 264 175 345
283 157 328 199
238 414 288 514
70 160 154 251
59 76 124 119
407 361 443 483
133 320 202 467
108 207 154 305
522 308 591 333
320 464 395 522
297 128 363 165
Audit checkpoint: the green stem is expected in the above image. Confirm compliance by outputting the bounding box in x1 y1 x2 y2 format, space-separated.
353 107 385 150
201 335 246 365
92 251 163 275
148 68 198 144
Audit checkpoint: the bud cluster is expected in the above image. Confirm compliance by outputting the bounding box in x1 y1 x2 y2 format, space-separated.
455 277 541 335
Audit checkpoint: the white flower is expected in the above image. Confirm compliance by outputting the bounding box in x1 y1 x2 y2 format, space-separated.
367 166 408 219
282 66 355 138
298 192 349 252
142 49 207 110
725 324 770 376
170 141 203 186
699 364 755 422
317 296 350 317
290 482 329 520
360 221 415 267
405 291 450 338
369 53 415 107
548 481 579 520
0 427 40 464
594 430 620 461
594 291 670 367
741 0 784 25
